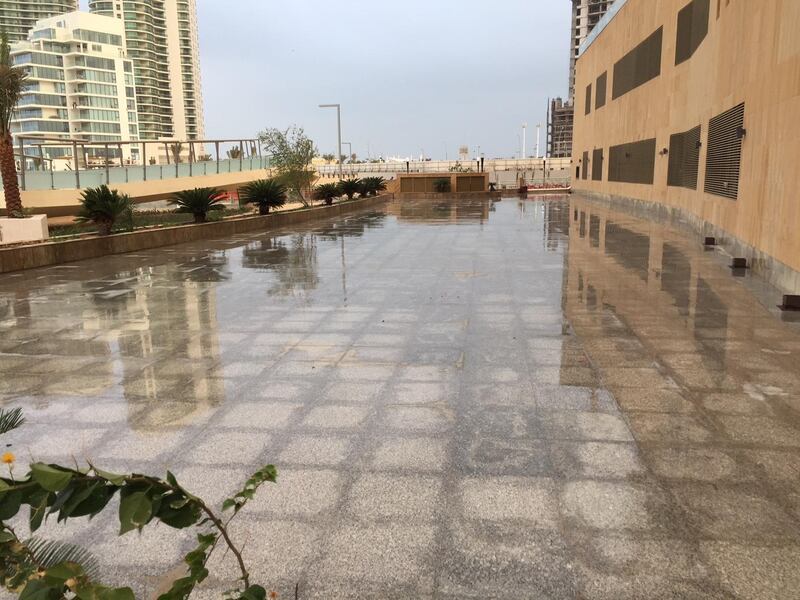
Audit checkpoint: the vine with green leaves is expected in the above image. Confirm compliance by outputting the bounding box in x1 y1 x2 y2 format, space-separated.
0 407 277 599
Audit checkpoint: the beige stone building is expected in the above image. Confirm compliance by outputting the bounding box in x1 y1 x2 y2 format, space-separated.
572 0 800 292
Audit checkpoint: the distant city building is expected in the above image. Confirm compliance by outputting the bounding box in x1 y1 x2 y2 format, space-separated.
10 11 140 165
547 97 574 158
88 0 205 141
547 0 612 159
0 0 77 42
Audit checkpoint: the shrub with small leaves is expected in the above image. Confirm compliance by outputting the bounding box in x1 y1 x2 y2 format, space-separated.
0 408 277 599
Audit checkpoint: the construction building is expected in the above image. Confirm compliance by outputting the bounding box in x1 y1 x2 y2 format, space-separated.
547 0 612 158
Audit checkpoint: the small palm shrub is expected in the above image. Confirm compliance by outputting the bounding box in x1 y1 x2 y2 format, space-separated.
315 182 340 206
75 185 132 236
169 187 225 223
433 178 451 193
359 176 388 197
240 179 287 215
337 178 362 200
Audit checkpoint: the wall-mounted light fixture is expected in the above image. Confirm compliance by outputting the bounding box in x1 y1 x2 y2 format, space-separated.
736 126 747 139
696 140 703 149
658 148 669 156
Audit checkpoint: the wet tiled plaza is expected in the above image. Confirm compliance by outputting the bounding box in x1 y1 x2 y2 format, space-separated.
2 196 800 599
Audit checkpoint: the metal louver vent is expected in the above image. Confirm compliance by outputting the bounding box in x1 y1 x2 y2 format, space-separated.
667 125 701 189
595 72 607 109
582 151 589 180
612 27 663 100
704 103 744 200
585 84 592 115
675 0 710 65
608 139 656 184
592 148 604 181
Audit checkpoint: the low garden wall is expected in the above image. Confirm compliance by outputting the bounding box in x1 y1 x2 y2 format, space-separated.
0 193 391 274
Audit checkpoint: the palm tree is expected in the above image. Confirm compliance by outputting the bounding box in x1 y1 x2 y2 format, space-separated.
0 31 28 218
75 185 133 235
240 178 287 215
314 183 339 206
360 176 387 197
337 178 361 200
170 187 225 223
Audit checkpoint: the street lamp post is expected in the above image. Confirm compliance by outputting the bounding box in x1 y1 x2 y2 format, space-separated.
319 103 343 179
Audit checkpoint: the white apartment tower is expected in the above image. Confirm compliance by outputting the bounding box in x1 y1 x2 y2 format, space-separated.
10 11 139 163
0 0 78 42
88 0 205 141
568 0 611 101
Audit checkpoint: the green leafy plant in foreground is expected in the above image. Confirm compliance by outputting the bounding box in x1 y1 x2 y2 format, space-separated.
0 407 276 599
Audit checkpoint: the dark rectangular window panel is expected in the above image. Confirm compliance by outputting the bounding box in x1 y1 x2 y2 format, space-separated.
675 0 710 65
592 148 604 180
667 125 701 189
585 84 592 115
705 103 744 200
612 27 663 100
608 138 656 184
595 72 607 109
582 151 589 180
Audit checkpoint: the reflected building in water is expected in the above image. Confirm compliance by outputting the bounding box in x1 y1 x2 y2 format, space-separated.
562 196 735 385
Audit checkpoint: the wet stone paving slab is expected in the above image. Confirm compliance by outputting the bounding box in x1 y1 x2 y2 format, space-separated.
1 195 800 599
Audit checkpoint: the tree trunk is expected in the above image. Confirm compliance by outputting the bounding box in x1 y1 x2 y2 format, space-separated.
97 219 113 236
0 133 23 217
194 212 206 224
325 198 333 206
259 204 269 215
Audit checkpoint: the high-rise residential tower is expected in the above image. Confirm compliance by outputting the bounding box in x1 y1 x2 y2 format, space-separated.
568 0 612 101
0 0 77 42
547 0 612 158
88 0 204 141
10 11 140 164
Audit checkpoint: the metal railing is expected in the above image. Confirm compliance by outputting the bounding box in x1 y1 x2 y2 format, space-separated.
316 157 572 177
15 136 271 191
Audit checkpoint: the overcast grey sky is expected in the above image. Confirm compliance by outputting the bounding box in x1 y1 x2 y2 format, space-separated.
197 0 571 160
83 1 572 159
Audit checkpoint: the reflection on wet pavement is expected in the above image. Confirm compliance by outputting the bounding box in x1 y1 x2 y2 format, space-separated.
1 195 800 599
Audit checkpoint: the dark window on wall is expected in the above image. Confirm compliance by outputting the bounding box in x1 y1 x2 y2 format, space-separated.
612 27 663 100
608 138 657 184
592 148 604 180
675 0 710 65
582 151 589 179
585 84 592 115
667 125 701 189
705 103 745 200
595 72 607 109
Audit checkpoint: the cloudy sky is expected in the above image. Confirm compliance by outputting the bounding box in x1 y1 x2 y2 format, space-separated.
85 1 572 159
